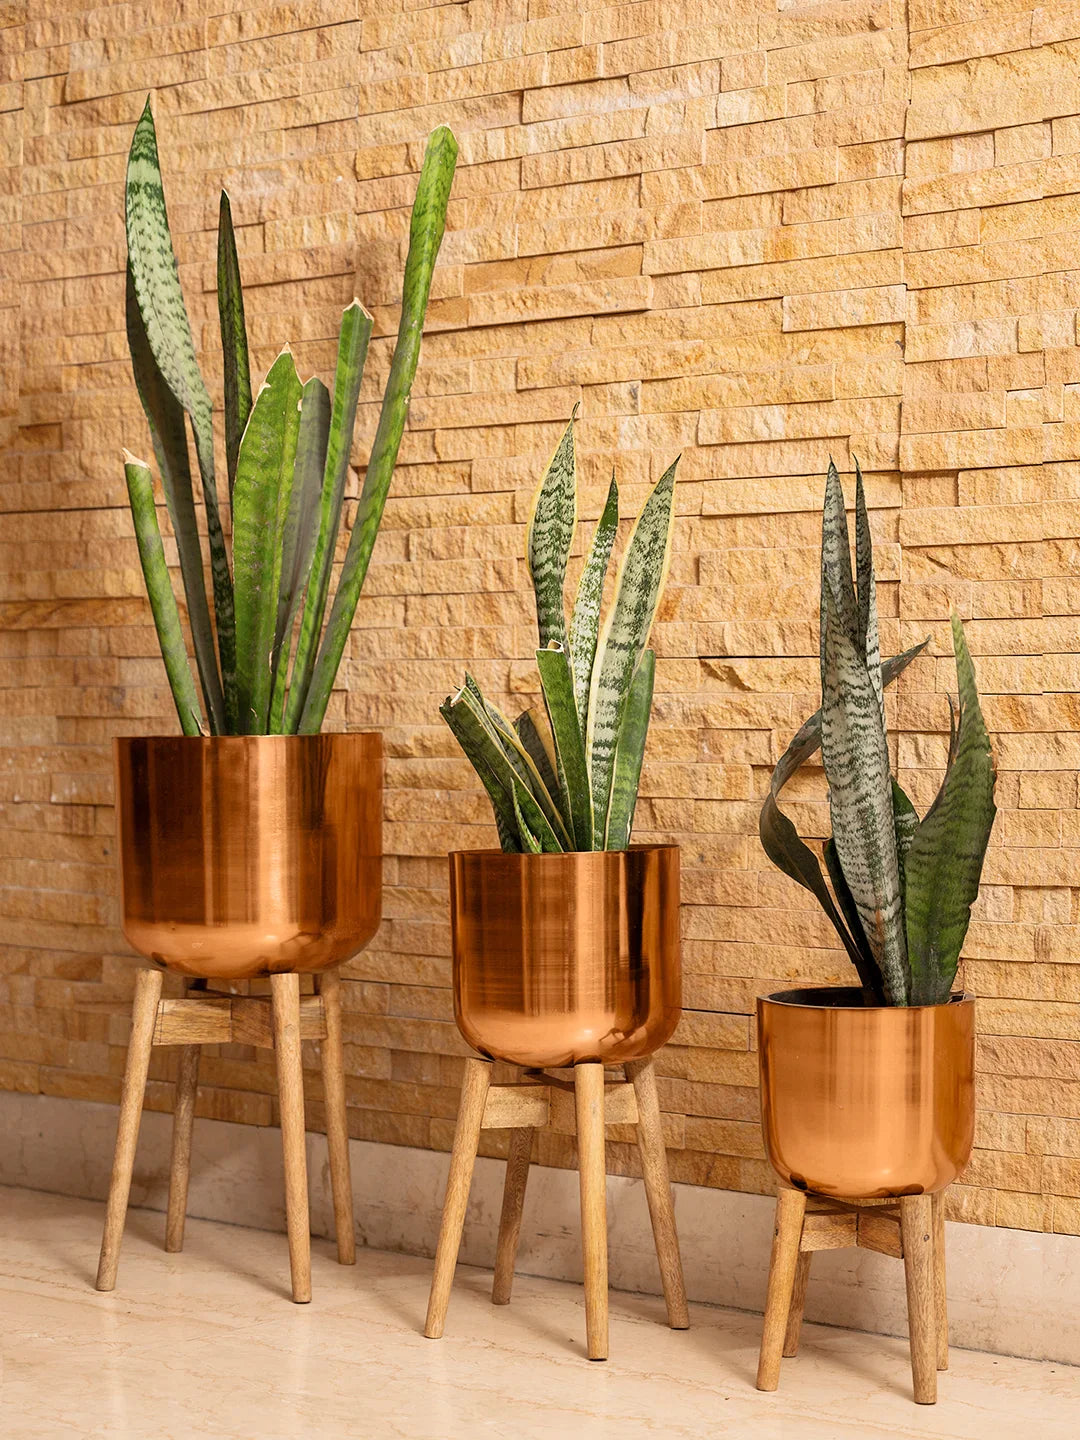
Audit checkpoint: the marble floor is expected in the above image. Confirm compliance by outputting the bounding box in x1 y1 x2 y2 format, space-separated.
1 1186 1076 1439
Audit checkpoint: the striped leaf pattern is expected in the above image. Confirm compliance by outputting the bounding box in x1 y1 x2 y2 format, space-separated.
821 559 908 1004
585 456 677 847
301 125 459 734
125 265 224 733
526 415 577 650
902 615 997 1005
217 190 252 499
604 647 655 850
536 643 593 849
124 454 203 737
125 98 236 729
122 104 455 737
569 470 618 730
232 350 302 733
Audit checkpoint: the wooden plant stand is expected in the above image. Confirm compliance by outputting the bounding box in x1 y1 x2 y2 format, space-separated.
95 966 355 1304
757 1185 949 1404
424 1056 689 1361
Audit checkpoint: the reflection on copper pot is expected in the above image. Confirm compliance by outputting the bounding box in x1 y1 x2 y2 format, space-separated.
758 987 975 1198
115 734 382 980
450 845 680 1068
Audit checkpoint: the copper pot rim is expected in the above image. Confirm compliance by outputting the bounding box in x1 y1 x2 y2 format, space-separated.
759 985 974 1013
113 731 381 748
449 842 680 861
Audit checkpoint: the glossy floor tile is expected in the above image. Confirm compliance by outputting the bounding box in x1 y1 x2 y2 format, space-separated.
1 1185 1076 1439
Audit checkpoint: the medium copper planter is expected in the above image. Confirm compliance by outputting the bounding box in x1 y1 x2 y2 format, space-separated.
115 733 382 980
757 987 975 1199
450 845 680 1068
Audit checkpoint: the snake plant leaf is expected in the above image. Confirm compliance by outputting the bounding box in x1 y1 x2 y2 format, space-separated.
820 577 908 1004
514 707 560 804
126 99 236 728
536 642 593 850
892 777 918 897
512 777 563 852
526 412 578 651
233 349 303 733
586 455 678 847
569 470 618 731
217 190 252 500
300 125 459 733
604 647 655 851
125 265 224 733
511 785 543 853
758 640 927 987
820 461 861 655
464 675 572 848
903 615 997 1005
440 688 521 851
124 453 204 737
853 461 884 725
282 301 373 731
823 838 885 1000
268 376 331 729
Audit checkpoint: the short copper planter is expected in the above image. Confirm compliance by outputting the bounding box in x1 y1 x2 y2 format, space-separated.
115 733 382 980
757 986 975 1198
450 845 680 1068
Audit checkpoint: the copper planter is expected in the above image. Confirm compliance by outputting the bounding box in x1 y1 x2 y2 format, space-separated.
758 987 975 1199
450 845 680 1068
115 733 382 980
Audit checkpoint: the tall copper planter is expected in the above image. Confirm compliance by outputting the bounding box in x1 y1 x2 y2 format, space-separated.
758 987 975 1199
115 733 382 980
450 845 680 1068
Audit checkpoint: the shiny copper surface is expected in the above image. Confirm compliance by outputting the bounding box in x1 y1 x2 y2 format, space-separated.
115 734 382 980
450 846 680 1068
758 987 975 1198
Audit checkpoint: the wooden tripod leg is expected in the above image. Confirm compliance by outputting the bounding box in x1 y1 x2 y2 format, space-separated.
932 1189 948 1371
783 1252 812 1356
575 1062 609 1361
625 1057 688 1330
319 969 355 1265
165 1044 200 1253
271 972 311 1304
901 1193 937 1404
756 1186 807 1391
492 1125 534 1306
96 967 164 1291
424 1058 492 1339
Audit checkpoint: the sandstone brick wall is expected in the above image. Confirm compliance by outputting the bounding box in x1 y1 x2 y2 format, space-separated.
1 0 1076 1235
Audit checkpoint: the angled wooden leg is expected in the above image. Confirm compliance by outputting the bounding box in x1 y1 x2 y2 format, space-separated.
783 1251 812 1356
932 1189 948 1371
165 1043 200 1253
756 1186 806 1390
625 1057 688 1329
271 972 311 1304
96 967 164 1291
319 969 355 1265
575 1061 609 1361
492 1125 534 1306
425 1058 492 1339
901 1193 937 1404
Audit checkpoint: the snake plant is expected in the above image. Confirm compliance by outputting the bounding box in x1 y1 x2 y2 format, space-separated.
759 462 997 1006
122 98 457 735
442 413 678 852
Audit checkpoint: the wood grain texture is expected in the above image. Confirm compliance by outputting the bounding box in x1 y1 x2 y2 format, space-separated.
318 968 355 1266
424 1057 492 1339
574 1062 609 1361
783 1252 812 1358
165 1043 200 1253
491 1124 534 1306
271 971 311 1304
901 1193 937 1404
933 1189 949 1372
96 967 163 1291
626 1057 688 1330
756 1186 807 1391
